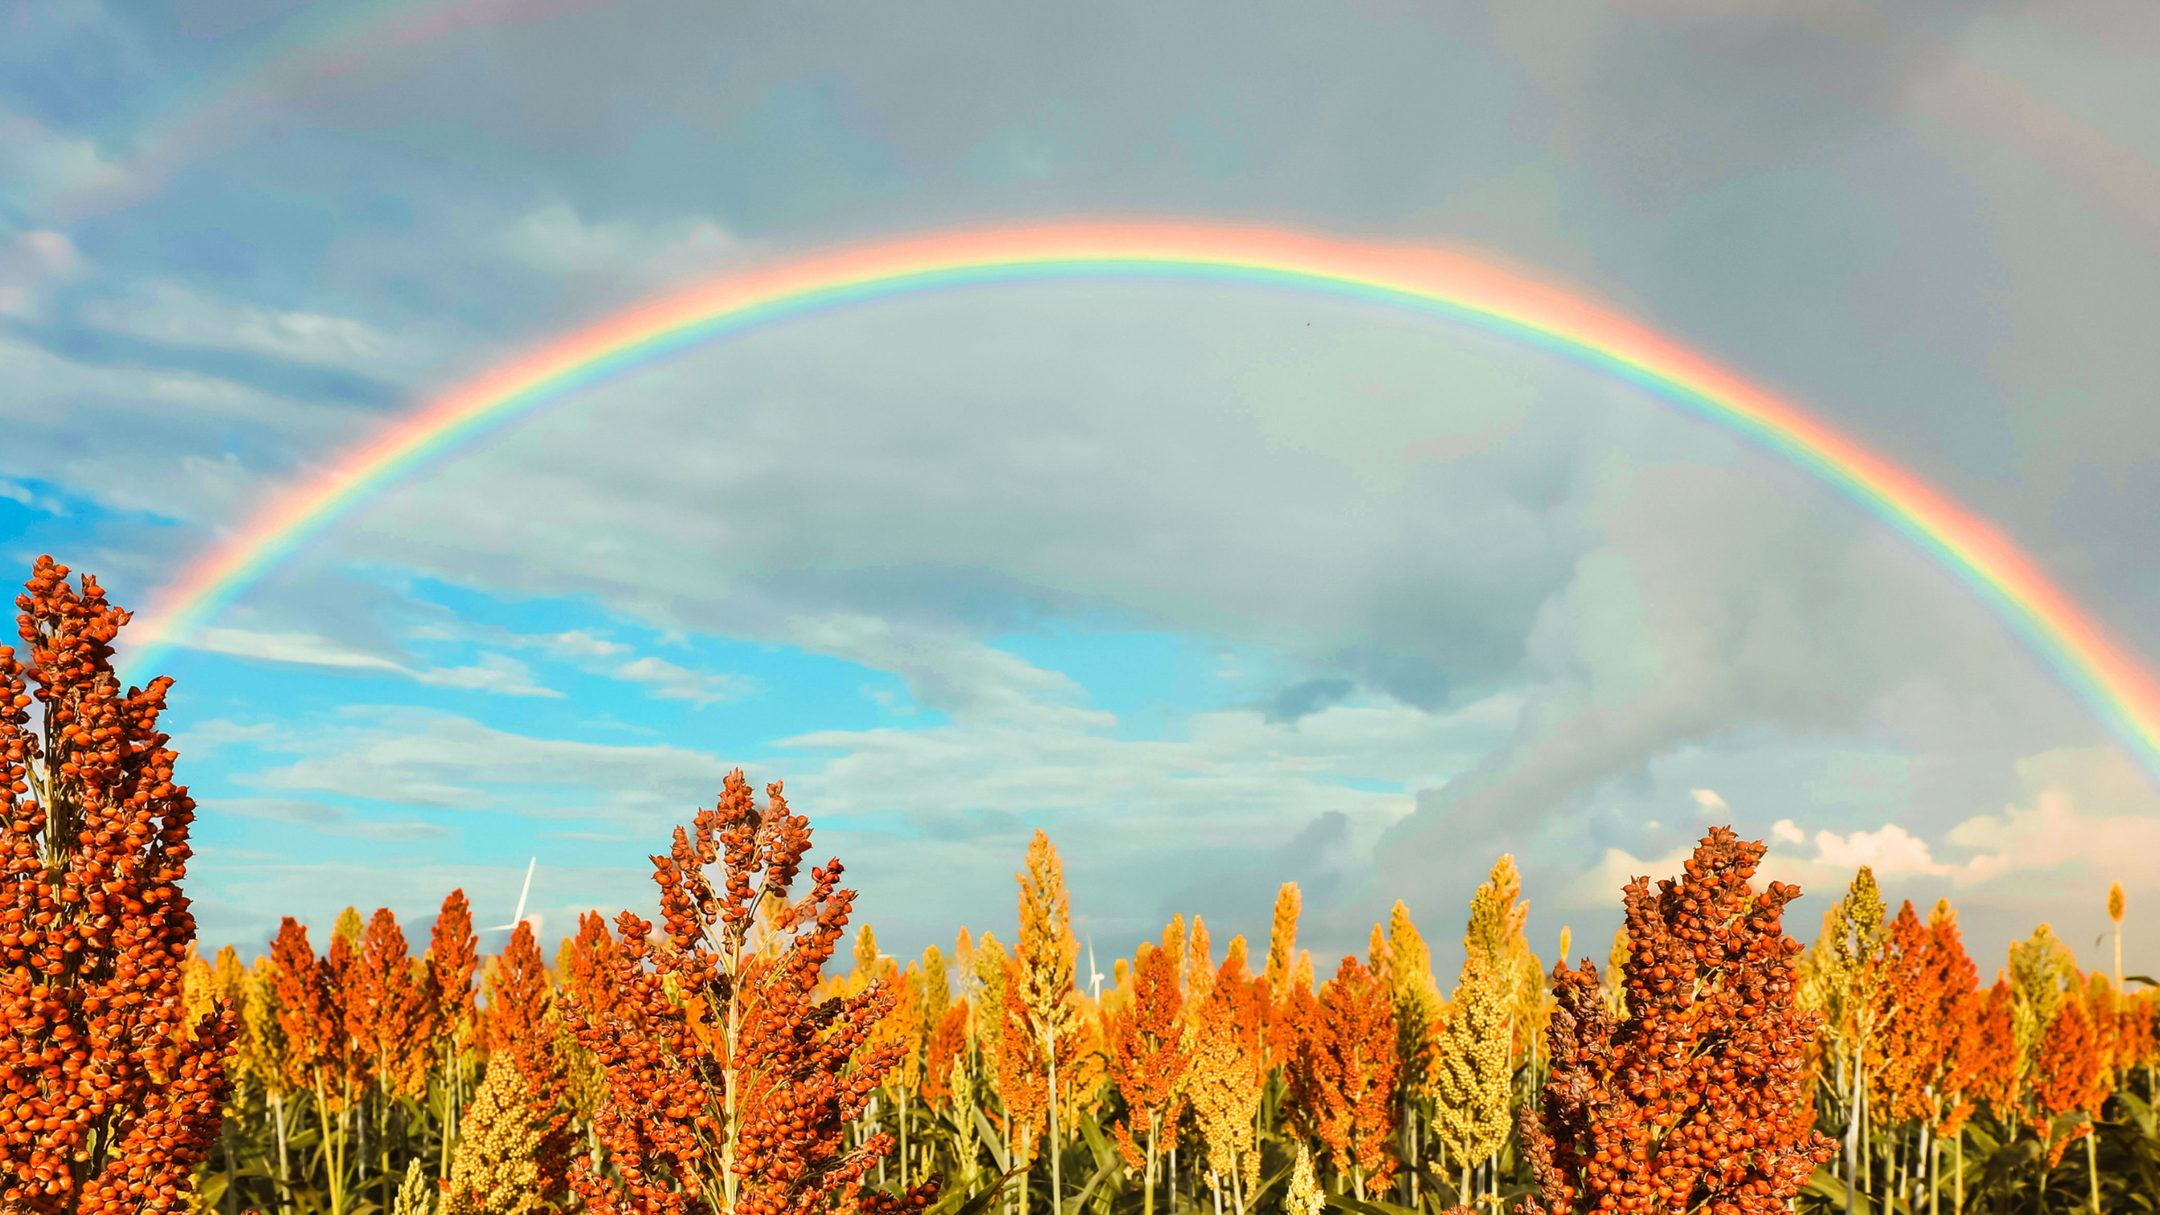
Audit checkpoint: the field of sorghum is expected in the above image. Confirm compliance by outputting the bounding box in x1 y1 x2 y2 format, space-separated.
2 557 2155 1215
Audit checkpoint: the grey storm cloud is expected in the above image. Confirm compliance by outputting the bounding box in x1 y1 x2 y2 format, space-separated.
1163 811 1356 934
1266 678 1357 725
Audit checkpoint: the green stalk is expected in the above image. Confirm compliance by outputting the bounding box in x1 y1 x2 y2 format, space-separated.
2085 1128 2098 1215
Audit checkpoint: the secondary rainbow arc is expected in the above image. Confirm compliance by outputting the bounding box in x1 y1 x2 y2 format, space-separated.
118 222 2160 786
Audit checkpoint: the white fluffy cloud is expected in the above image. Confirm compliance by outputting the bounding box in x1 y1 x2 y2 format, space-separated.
1810 822 1948 878
1941 746 2160 888
1560 743 2158 915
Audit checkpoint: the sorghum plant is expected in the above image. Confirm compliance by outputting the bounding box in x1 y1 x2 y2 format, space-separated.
1263 885 1300 1010
1287 953 1398 1201
427 890 480 1172
1278 1144 1320 1215
1432 942 1510 1196
482 922 571 1199
1380 901 1442 1092
1378 904 1443 1206
1106 933 1188 1215
1520 827 1836 1215
1867 902 1943 1127
269 917 361 1215
1466 856 1547 1072
994 959 1049 1177
1799 865 1884 1203
920 1000 970 1122
1014 831 1080 1209
561 770 935 1215
1960 979 2020 1127
1188 939 1267 1212
0 557 237 1215
555 910 620 1170
2029 987 2104 1169
440 1049 549 1215
351 909 432 1105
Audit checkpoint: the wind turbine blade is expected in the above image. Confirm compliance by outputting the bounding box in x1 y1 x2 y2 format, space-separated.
500 857 536 933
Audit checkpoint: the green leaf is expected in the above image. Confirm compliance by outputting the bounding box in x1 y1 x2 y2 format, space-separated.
1058 1153 1119 1215
1804 1165 1849 1205
1078 1108 1118 1174
1245 1160 1294 1208
975 1106 1012 1173
928 1162 1030 1215
2118 1088 2155 1137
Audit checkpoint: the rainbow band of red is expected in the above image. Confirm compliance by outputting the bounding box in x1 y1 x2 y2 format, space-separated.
120 222 2160 782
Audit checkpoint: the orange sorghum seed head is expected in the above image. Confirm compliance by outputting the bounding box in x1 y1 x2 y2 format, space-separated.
560 771 935 1215
0 557 236 1215
1519 827 1836 1215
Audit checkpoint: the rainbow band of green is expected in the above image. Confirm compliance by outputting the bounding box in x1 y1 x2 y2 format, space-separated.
119 222 2160 786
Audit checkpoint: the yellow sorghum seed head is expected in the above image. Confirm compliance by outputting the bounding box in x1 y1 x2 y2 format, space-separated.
440 1057 549 1215
1286 1142 1325 1215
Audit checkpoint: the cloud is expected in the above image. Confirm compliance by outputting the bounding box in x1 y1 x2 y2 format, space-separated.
174 719 280 758
191 628 562 697
1559 842 1699 911
0 479 64 514
1939 746 2160 889
609 656 755 707
80 281 427 375
14 0 2160 973
497 203 741 280
1265 677 1356 724
415 623 748 704
524 630 635 661
1810 822 1949 878
0 115 125 212
1692 788 1729 816
199 664 1502 958
0 230 84 318
236 707 738 816
1561 820 1944 914
760 677 1513 955
208 797 449 842
1378 450 2034 895
411 653 563 697
1748 748 2160 895
194 627 411 673
1164 810 1360 921
787 615 1100 726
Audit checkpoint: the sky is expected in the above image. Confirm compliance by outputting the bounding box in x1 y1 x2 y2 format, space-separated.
4 0 2159 984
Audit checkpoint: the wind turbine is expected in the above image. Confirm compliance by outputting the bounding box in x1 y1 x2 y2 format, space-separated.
1087 936 1105 1003
492 857 538 935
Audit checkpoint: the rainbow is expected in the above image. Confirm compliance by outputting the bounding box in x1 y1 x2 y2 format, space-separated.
119 222 2160 782
56 0 610 221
